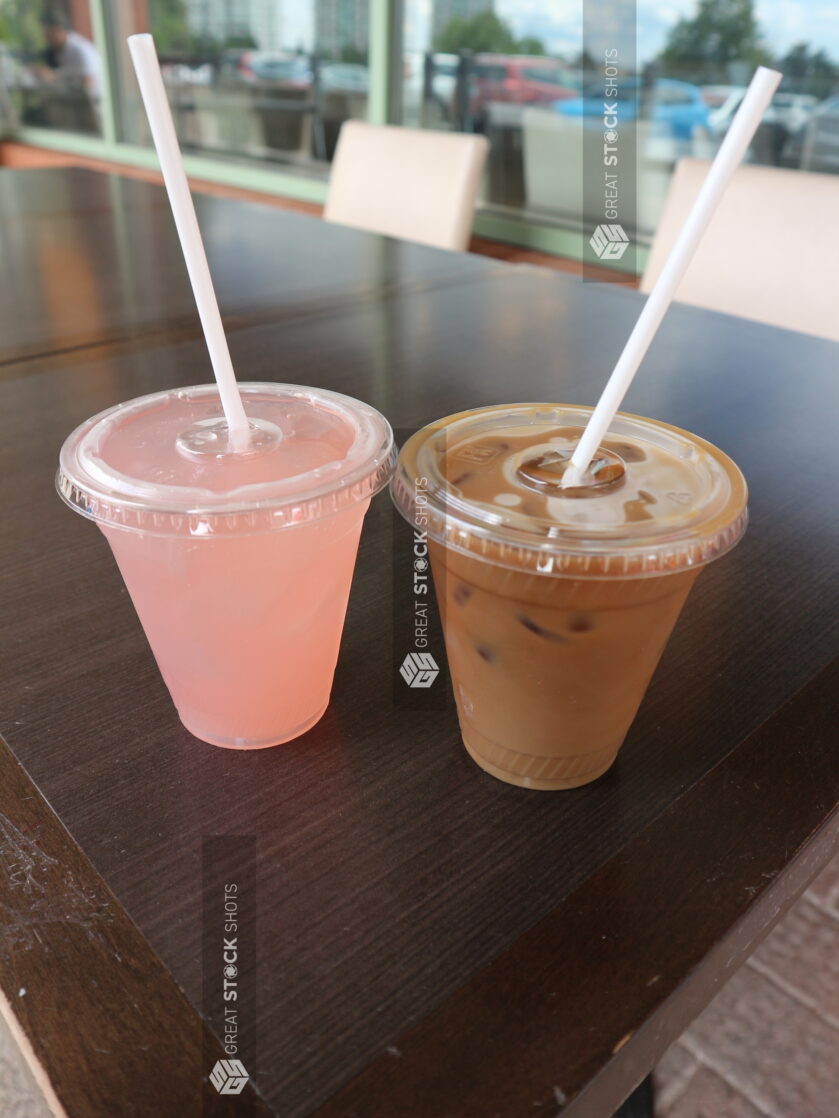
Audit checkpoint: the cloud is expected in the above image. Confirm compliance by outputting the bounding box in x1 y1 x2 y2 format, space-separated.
497 0 581 54
496 0 839 64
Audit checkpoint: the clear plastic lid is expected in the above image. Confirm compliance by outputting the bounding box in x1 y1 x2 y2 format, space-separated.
391 404 748 578
58 383 395 535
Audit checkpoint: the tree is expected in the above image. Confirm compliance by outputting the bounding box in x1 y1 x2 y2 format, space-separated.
0 0 44 51
340 45 368 64
149 0 191 54
434 11 543 56
435 12 514 53
777 42 839 99
224 31 257 49
571 48 596 70
659 0 771 83
516 37 545 57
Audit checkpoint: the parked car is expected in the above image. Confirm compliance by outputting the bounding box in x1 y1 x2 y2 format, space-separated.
770 92 819 130
400 51 460 127
710 89 818 138
320 63 368 93
707 88 748 137
556 78 709 140
165 63 213 87
428 53 459 109
223 51 312 88
782 95 839 173
700 84 744 108
468 54 577 124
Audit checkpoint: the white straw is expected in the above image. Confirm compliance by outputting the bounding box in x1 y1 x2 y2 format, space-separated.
567 66 782 483
127 33 250 449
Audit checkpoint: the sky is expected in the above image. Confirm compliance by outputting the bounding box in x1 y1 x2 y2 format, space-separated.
495 0 839 64
273 1 839 63
401 0 839 61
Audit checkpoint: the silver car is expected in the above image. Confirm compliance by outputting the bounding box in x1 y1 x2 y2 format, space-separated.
783 95 839 173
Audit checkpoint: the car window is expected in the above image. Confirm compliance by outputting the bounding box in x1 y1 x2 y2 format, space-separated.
518 67 568 85
252 59 307 81
656 87 694 106
473 65 507 82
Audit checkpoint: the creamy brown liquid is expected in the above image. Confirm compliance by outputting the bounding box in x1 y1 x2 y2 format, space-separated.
432 426 702 789
441 425 703 537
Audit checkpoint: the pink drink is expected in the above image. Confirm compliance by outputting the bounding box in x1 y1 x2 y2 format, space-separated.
58 384 394 748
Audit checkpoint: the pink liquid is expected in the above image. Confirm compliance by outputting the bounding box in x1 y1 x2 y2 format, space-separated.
103 502 367 748
60 383 393 748
97 392 368 747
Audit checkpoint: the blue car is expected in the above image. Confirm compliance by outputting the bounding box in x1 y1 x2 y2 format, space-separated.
556 78 709 140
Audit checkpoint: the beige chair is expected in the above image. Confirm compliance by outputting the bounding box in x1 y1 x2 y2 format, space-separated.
324 121 489 251
642 158 839 342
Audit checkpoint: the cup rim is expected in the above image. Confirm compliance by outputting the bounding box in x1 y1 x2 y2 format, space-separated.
58 383 396 535
390 403 748 579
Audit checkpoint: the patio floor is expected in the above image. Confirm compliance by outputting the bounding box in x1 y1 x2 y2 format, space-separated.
654 853 839 1117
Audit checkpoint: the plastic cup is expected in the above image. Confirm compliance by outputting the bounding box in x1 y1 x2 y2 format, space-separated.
391 403 747 790
58 383 395 749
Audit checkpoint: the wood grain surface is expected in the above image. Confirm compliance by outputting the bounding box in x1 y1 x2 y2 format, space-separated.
0 736 272 1117
0 168 494 366
0 168 837 1117
313 657 839 1117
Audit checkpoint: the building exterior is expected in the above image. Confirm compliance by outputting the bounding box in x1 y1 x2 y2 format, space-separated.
183 0 285 52
431 0 494 42
314 0 369 59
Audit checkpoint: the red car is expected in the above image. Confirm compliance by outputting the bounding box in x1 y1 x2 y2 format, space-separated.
468 54 578 121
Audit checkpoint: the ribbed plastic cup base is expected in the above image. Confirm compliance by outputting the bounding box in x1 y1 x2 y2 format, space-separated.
177 702 328 750
461 722 619 790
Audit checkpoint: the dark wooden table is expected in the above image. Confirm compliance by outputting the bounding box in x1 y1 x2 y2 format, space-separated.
1 168 837 1118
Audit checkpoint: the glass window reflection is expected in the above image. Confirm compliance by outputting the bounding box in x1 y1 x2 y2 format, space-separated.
107 0 369 167
401 1 839 244
0 1 101 135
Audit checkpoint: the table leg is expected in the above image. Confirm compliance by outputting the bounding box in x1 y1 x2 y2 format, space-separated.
611 1074 655 1118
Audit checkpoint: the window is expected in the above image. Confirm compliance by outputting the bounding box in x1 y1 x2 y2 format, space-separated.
472 64 507 82
399 0 839 253
0 0 101 135
105 0 369 168
2 0 838 263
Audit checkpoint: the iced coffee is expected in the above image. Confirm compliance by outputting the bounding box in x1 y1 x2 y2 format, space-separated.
391 404 747 790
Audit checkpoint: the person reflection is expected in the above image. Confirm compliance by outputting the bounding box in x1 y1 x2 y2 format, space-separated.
29 9 101 131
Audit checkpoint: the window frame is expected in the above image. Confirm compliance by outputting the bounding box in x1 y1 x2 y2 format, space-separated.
5 0 642 274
